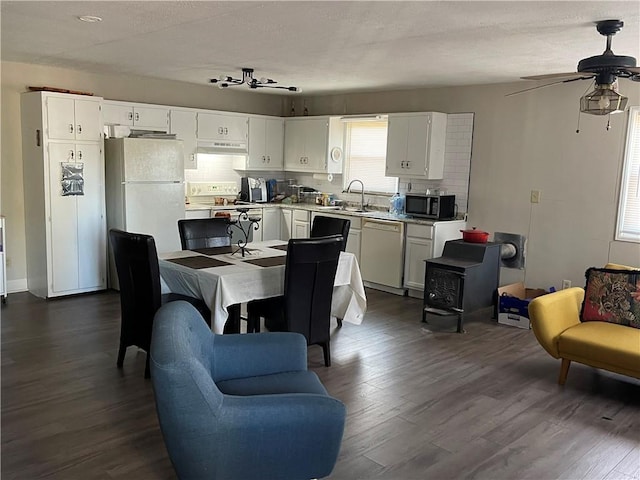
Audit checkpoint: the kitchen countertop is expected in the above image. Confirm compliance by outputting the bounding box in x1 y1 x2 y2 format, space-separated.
185 202 465 225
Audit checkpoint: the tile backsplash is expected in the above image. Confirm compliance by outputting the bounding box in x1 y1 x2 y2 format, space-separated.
399 112 474 214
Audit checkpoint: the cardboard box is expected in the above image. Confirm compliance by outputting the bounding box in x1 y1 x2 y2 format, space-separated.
497 282 548 329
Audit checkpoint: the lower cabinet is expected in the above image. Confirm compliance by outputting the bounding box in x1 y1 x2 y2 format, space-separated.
403 220 466 295
404 224 433 291
260 207 281 241
292 209 310 238
280 208 293 240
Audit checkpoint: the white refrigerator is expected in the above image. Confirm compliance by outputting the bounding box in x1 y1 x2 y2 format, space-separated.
105 138 185 286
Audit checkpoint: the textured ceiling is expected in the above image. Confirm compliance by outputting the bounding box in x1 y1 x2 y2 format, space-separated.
2 1 639 95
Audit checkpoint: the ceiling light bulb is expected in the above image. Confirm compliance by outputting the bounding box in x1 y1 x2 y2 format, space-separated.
218 83 227 89
598 96 611 110
259 77 268 84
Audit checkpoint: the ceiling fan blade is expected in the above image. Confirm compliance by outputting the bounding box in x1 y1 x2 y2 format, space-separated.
521 72 585 81
505 77 592 97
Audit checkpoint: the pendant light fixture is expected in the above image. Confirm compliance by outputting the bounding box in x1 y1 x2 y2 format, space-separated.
210 68 300 92
579 81 628 115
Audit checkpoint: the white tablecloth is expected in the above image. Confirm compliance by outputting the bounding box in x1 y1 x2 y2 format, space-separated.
159 240 367 334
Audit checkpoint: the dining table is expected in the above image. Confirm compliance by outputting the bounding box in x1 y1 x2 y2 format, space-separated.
158 239 367 334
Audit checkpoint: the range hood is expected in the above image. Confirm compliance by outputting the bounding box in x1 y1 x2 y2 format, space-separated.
196 139 248 155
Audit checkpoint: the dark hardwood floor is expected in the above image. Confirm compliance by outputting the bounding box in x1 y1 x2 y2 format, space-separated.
2 289 639 479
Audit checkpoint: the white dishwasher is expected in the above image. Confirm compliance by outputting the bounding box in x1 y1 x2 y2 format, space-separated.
360 219 405 288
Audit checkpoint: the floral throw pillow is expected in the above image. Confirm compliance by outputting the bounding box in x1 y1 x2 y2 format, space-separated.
580 267 640 328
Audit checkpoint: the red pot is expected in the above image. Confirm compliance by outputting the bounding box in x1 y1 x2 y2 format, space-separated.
460 227 490 243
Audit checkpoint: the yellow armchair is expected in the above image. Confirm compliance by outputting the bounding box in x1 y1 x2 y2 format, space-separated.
529 264 640 385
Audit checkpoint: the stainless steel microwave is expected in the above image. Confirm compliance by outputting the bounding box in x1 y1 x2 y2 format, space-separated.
405 194 456 219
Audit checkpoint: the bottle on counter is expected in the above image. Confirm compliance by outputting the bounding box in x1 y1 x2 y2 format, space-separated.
389 193 400 215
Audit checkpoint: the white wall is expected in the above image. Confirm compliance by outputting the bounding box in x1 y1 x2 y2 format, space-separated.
2 60 639 292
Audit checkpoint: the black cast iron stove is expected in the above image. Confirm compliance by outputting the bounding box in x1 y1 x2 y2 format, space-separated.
423 240 501 332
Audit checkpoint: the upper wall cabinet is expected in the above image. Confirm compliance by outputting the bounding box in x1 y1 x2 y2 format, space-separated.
284 117 344 174
385 112 447 179
235 116 284 171
197 112 248 144
103 100 169 132
169 109 198 170
46 95 102 142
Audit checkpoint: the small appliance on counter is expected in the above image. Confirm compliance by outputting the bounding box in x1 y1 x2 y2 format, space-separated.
405 193 456 219
240 177 268 203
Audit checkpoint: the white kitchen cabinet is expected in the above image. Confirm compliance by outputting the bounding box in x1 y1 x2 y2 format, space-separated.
385 112 447 179
197 112 248 144
103 100 169 132
46 94 102 142
403 220 466 295
170 109 198 169
404 224 434 290
292 209 310 238
261 207 281 241
21 91 107 298
280 208 293 240
237 116 284 170
284 117 344 173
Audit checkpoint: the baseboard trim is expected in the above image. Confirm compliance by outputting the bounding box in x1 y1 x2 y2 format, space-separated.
363 281 406 296
7 278 28 294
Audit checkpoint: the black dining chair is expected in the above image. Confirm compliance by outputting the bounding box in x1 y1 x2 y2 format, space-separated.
311 215 351 251
246 235 343 366
177 217 231 250
109 228 211 378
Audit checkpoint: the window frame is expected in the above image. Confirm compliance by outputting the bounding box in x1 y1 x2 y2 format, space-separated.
615 106 640 243
342 119 397 195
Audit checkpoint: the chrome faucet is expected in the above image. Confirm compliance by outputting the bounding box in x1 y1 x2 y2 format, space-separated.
345 179 366 211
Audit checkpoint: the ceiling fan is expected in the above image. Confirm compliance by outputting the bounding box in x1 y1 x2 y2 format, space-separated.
509 20 640 116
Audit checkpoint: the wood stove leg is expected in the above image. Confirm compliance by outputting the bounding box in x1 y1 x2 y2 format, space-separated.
456 312 464 333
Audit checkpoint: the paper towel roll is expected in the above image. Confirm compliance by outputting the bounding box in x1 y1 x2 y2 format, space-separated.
312 173 334 182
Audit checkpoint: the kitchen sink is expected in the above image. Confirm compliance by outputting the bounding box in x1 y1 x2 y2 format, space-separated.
343 207 367 213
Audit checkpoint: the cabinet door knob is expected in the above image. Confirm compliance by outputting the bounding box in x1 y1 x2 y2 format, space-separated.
267 156 270 163
69 124 74 133
128 112 134 121
77 124 82 134
69 150 74 160
77 150 83 160
134 112 140 122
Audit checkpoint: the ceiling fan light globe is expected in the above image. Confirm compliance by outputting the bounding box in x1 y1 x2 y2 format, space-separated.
598 96 611 109
580 85 627 115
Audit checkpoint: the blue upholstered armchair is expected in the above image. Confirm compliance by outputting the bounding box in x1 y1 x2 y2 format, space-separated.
150 301 346 480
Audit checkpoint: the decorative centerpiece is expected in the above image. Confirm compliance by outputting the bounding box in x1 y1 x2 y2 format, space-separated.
228 208 261 257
